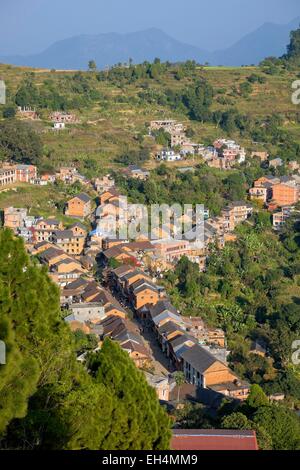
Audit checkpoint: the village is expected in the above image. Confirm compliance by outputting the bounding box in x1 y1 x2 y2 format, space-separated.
3 112 299 416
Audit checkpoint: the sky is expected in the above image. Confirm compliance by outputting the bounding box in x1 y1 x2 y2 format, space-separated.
0 0 299 55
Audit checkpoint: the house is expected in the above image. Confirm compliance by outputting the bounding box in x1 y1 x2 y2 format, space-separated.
181 344 249 400
69 222 87 237
39 173 56 184
169 334 197 368
34 219 64 243
49 257 84 286
119 269 150 295
123 165 150 181
0 166 17 187
31 240 54 255
52 229 85 256
249 185 269 203
53 122 65 130
269 157 283 168
150 119 178 131
273 210 285 229
39 247 67 266
15 164 37 183
36 218 64 231
99 188 121 206
56 167 78 183
3 207 27 232
94 175 115 193
0 164 37 186
102 245 137 266
80 255 95 270
157 149 181 162
65 193 92 218
50 111 78 123
158 321 186 353
272 206 299 229
17 106 39 120
222 202 253 231
144 373 170 401
65 303 106 325
271 182 299 207
104 303 127 319
254 175 280 187
99 316 151 368
130 279 160 310
213 139 246 165
171 429 258 451
150 300 182 328
60 277 90 304
153 240 192 264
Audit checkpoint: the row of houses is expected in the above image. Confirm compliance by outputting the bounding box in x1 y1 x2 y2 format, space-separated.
0 162 91 188
3 209 90 252
105 260 250 402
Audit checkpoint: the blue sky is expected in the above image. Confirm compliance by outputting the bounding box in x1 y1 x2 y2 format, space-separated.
0 0 299 55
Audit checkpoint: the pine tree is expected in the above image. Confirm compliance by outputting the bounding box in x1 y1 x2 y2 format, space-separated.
285 26 300 62
0 230 40 435
0 230 171 450
88 339 171 450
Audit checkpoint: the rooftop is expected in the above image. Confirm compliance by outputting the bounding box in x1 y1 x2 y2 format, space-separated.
171 429 258 451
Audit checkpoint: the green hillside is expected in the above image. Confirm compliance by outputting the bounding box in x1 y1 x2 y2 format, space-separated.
0 59 300 174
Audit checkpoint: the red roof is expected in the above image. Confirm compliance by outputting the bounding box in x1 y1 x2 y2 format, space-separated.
171 430 258 451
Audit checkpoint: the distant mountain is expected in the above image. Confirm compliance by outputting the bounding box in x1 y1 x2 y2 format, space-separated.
0 29 207 70
211 16 300 66
0 17 299 69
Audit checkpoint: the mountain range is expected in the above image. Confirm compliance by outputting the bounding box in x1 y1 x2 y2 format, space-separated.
1 16 299 70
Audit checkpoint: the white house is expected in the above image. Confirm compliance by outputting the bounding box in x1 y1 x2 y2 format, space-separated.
157 149 182 162
53 122 66 130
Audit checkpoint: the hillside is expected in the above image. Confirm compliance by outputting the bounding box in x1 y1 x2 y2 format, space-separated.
0 59 300 174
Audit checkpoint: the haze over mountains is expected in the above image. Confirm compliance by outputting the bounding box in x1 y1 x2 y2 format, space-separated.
1 16 299 70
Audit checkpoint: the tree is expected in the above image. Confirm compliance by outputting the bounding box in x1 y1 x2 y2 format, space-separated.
174 371 185 403
0 120 42 164
253 405 300 450
0 230 40 435
183 80 213 122
88 339 171 450
246 385 269 409
0 230 170 450
285 26 300 62
88 60 97 72
222 412 251 430
2 106 16 119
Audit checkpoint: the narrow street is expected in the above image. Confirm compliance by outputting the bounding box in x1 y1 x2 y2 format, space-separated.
106 283 173 376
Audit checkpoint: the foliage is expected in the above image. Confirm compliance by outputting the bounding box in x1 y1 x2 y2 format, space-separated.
88 339 171 450
0 120 42 164
0 230 171 450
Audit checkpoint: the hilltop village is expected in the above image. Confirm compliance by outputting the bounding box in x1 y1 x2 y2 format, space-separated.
2 117 300 422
